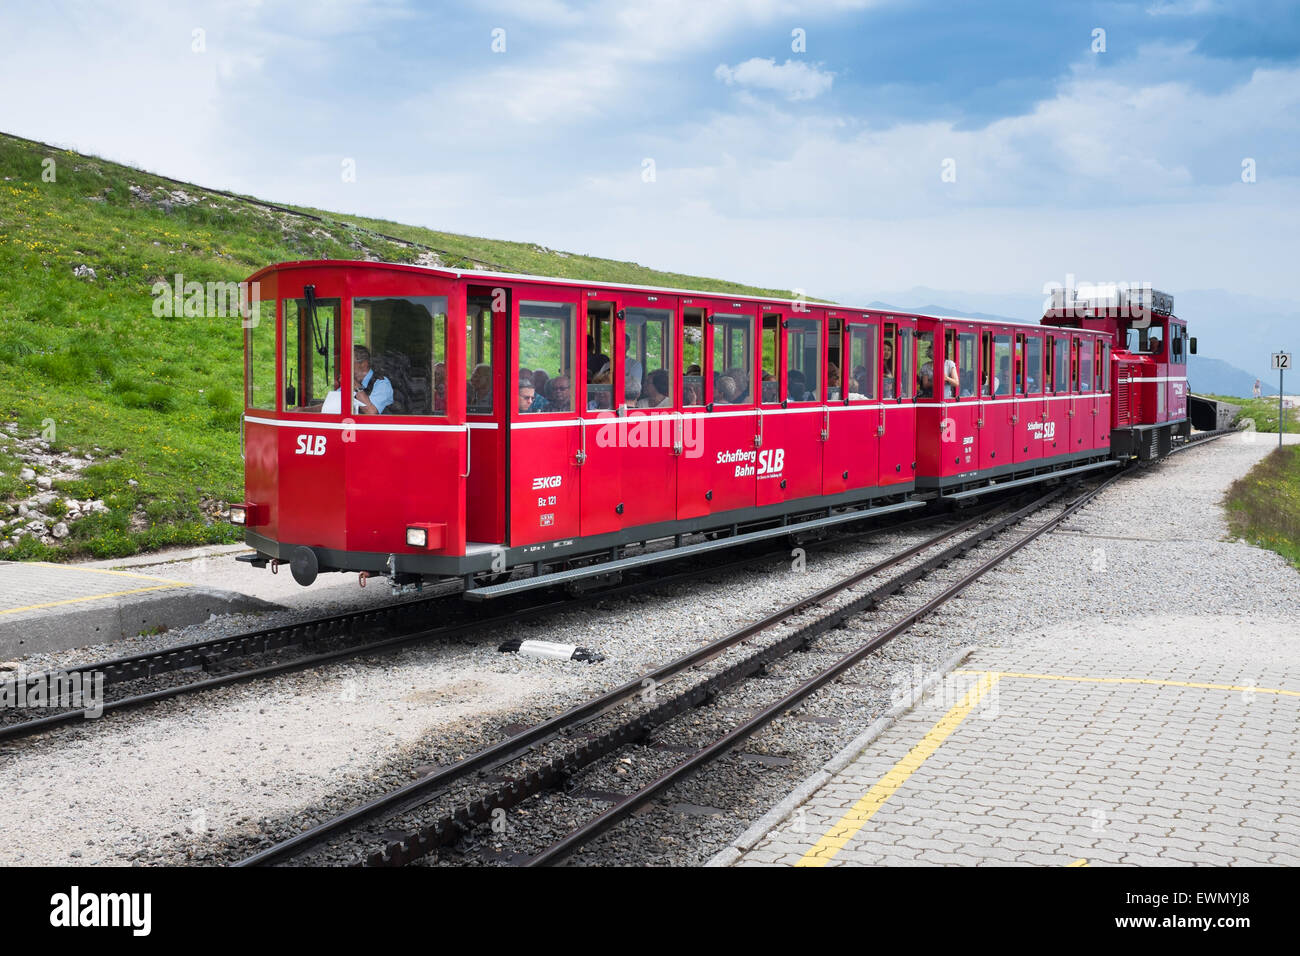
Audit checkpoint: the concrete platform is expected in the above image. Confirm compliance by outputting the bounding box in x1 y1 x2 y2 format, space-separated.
718 627 1300 867
0 560 280 658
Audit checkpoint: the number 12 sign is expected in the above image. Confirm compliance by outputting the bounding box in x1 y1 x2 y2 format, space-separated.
1273 353 1292 371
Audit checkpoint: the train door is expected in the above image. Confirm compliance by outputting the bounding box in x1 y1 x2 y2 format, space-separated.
981 328 1015 470
619 293 679 530
676 303 710 520
758 307 824 505
879 317 917 486
1016 332 1044 464
508 288 581 547
465 285 506 543
697 298 759 518
578 294 622 537
1095 340 1111 448
1067 335 1087 454
943 324 979 478
1043 333 1070 460
823 313 879 494
1076 335 1096 453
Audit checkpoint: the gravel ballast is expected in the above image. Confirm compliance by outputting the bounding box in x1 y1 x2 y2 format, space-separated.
0 433 1294 866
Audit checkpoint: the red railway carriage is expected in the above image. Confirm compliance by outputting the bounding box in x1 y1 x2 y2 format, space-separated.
235 261 921 595
234 262 1194 597
913 316 1114 497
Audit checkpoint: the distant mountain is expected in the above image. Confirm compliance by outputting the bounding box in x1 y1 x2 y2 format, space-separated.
1188 356 1278 399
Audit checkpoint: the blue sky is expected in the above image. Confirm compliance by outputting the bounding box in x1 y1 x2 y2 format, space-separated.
2 0 1298 332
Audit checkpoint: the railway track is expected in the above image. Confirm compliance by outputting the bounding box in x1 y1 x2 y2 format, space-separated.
236 430 1232 867
233 488 1066 866
0 505 979 744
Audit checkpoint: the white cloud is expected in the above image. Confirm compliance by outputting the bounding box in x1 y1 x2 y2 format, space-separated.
714 57 834 100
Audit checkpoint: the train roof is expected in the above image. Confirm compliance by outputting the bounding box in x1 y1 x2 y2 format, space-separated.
249 259 1129 332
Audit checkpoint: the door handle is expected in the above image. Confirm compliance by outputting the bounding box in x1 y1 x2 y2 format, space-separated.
672 412 683 456
821 406 829 441
460 424 472 479
755 406 764 448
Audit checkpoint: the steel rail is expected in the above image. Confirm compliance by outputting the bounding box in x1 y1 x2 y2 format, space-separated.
527 476 1121 864
357 490 1068 867
1 506 972 745
235 504 999 865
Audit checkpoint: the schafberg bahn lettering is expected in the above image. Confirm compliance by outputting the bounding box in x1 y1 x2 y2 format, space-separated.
717 447 785 478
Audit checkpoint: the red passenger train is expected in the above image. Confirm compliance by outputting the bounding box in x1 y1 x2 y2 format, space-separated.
233 262 1193 597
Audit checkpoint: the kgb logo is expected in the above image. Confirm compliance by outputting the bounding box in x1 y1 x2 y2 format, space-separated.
532 475 563 490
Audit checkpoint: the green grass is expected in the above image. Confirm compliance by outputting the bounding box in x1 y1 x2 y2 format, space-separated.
0 131 802 560
1203 394 1300 434
1225 445 1300 569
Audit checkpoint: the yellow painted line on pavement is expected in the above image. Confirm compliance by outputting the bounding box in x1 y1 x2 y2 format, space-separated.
797 671 1002 867
35 561 191 586
1068 858 1089 867
0 584 187 616
958 669 1300 699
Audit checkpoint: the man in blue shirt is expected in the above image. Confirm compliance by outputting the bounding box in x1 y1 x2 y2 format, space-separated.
352 345 394 414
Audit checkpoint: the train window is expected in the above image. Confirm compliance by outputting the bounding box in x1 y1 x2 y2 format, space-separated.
467 295 496 414
882 324 897 399
350 297 447 416
1024 336 1042 395
847 324 876 400
1170 326 1186 365
282 297 342 413
957 332 977 398
992 334 1012 396
682 308 705 406
626 307 673 407
586 301 615 411
246 299 278 410
916 330 936 398
898 328 914 400
787 318 821 402
761 314 781 405
711 314 753 404
518 300 576 415
1053 336 1070 394
1080 339 1093 392
1101 342 1110 390
827 318 843 400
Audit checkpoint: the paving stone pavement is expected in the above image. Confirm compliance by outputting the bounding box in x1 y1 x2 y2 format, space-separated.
736 631 1300 867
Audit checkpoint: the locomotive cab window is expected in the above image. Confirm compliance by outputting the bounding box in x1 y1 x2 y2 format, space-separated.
350 296 447 416
519 300 576 415
281 297 341 413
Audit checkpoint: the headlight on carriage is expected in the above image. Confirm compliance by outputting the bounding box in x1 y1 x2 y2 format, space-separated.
405 526 427 548
230 504 248 526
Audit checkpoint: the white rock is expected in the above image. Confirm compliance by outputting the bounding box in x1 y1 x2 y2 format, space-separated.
51 522 69 539
36 476 52 490
17 503 28 517
128 479 139 487
19 467 35 481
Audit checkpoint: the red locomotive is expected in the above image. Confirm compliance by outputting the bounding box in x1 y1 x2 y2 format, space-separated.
232 262 1193 596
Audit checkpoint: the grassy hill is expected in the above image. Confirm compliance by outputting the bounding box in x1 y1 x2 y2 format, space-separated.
0 131 797 560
